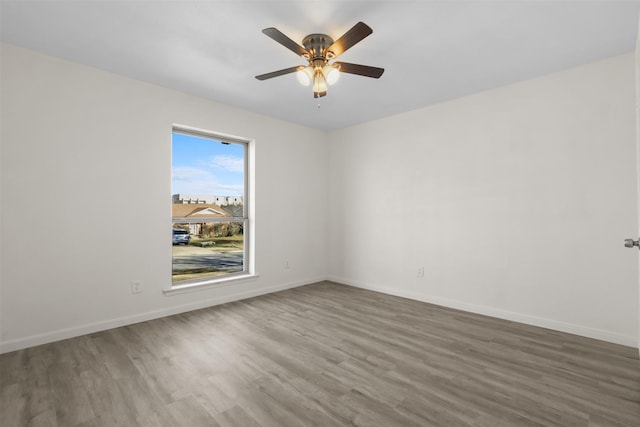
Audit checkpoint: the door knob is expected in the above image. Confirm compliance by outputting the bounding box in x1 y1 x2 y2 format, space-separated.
624 238 640 249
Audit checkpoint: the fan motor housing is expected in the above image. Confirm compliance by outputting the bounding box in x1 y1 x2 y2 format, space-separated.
302 34 335 60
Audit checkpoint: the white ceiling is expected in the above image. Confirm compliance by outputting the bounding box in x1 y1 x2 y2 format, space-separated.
1 1 639 131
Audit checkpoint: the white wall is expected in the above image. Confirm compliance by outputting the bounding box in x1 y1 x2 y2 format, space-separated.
2 43 638 353
328 53 640 347
636 16 640 351
0 43 328 352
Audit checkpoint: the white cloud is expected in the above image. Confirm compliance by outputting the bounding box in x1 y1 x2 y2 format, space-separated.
172 166 211 182
209 155 244 173
172 166 242 195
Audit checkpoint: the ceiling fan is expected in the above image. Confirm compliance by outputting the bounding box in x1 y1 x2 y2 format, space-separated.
255 22 384 98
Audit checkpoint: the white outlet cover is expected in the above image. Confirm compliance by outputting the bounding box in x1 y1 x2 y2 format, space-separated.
131 281 142 294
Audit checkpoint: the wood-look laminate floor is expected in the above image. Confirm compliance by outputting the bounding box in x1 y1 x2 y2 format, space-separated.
1 281 639 427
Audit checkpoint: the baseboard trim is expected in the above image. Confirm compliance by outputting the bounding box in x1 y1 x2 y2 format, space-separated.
0 276 324 354
4 275 635 353
327 276 638 348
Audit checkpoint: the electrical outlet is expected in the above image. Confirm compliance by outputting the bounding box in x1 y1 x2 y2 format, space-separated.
131 280 142 294
417 267 424 278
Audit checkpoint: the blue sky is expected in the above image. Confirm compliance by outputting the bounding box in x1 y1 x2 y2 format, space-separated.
172 132 244 196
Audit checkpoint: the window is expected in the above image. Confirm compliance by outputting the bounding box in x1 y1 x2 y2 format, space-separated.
171 126 251 288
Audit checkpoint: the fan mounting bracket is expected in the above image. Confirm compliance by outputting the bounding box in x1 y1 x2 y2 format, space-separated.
301 34 335 61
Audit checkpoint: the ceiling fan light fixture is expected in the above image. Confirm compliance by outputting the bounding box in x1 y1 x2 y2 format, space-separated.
323 64 340 85
313 67 327 97
296 66 313 86
256 22 383 98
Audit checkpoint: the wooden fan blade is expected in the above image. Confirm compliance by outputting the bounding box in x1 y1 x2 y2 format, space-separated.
262 28 308 57
334 62 384 78
326 22 373 59
255 66 303 81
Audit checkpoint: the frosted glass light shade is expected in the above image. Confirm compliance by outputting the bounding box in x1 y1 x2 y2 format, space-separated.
323 65 340 85
313 68 327 97
296 67 313 86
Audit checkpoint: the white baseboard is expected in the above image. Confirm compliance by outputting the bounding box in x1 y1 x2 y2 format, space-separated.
327 275 638 348
4 275 635 353
0 277 324 354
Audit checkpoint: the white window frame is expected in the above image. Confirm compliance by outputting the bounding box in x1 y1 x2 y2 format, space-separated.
165 125 256 295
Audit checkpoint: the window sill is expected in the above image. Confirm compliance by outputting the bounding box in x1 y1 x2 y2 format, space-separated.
163 273 259 296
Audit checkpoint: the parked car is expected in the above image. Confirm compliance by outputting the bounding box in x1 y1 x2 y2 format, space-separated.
172 228 190 245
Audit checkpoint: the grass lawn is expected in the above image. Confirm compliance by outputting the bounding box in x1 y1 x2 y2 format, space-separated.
172 268 242 282
189 234 243 252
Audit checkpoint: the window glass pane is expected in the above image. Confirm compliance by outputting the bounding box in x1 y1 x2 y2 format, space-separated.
172 221 245 282
172 132 245 216
172 130 246 284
